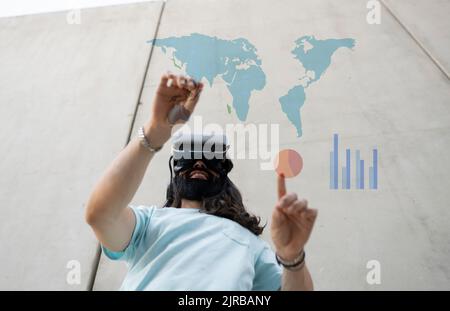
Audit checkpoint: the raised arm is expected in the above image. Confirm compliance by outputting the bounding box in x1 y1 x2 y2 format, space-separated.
271 173 318 290
85 73 203 252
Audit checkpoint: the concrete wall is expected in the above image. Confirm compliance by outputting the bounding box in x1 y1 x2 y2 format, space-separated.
0 2 163 290
1 0 449 290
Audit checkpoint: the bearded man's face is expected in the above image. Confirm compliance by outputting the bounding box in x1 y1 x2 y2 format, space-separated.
173 160 225 201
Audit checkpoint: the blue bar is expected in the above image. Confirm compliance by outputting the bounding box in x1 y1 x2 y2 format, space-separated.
346 149 350 189
355 150 360 189
333 134 338 189
330 151 334 189
373 149 378 189
360 160 364 189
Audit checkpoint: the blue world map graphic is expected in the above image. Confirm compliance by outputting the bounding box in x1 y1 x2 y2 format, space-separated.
148 33 355 137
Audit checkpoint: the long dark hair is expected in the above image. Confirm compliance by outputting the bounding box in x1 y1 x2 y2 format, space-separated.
164 176 266 236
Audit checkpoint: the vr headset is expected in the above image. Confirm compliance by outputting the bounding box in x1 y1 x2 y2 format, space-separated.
169 132 233 177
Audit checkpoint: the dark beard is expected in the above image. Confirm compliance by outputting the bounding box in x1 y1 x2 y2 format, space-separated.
173 173 225 201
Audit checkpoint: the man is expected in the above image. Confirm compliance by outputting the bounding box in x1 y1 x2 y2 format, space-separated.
85 73 318 290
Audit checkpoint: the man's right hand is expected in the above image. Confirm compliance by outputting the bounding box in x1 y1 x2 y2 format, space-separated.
144 73 204 149
86 72 204 253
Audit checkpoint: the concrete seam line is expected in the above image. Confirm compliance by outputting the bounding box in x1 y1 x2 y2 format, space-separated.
126 0 167 145
86 245 102 291
380 0 449 80
86 0 167 292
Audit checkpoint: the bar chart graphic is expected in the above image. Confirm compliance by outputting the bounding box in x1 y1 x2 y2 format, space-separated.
330 134 378 190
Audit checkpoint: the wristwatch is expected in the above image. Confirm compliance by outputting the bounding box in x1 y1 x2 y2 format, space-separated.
276 249 306 271
138 126 163 153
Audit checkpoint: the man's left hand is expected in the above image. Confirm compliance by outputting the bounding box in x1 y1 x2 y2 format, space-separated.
271 174 318 261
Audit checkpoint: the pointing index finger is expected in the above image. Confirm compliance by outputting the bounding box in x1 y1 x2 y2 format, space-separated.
277 173 286 200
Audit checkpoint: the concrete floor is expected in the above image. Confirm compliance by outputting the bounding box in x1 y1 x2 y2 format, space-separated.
0 0 449 290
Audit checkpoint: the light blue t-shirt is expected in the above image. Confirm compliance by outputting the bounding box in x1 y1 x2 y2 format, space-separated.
102 205 282 291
